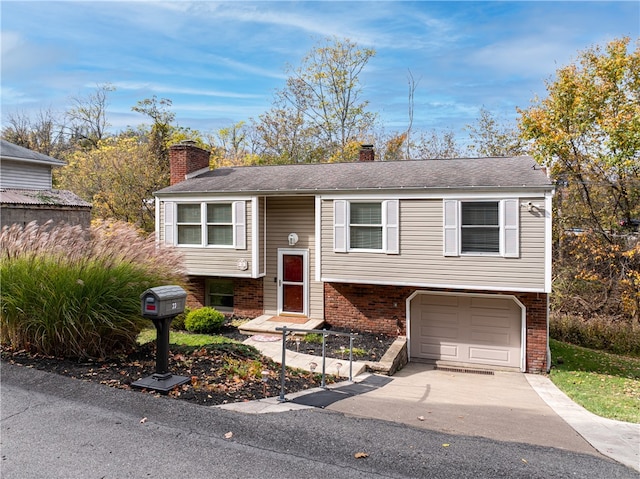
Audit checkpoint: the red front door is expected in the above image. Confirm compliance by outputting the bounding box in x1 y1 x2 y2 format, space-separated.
279 251 306 315
282 254 304 313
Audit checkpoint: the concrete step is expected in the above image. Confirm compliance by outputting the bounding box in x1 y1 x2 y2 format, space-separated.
238 314 325 336
243 335 368 378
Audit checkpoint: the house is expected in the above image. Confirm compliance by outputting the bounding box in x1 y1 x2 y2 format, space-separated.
0 140 91 229
155 141 554 373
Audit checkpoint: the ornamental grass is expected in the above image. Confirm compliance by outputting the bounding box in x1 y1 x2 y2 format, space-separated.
1 220 186 359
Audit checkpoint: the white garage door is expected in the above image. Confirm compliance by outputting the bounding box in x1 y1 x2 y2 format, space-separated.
410 294 522 369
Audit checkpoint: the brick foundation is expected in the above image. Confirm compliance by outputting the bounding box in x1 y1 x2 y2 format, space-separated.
185 276 548 373
233 277 264 318
185 277 206 310
184 276 263 318
516 291 549 373
324 282 549 373
324 283 410 336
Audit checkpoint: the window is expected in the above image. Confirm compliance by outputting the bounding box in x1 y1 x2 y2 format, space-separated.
443 199 519 257
350 202 382 250
207 204 233 245
461 202 499 253
165 200 246 249
333 199 398 254
177 204 202 245
207 279 234 312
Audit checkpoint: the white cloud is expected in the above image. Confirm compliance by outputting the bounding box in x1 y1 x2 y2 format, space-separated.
110 82 264 99
469 38 576 78
0 86 37 105
0 31 64 79
1 31 23 55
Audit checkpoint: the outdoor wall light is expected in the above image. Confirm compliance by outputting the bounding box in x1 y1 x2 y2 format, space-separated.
288 233 299 246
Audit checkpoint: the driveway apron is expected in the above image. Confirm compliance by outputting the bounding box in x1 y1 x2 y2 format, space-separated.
326 362 598 456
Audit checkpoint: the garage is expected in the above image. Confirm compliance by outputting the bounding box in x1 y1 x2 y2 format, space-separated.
409 293 523 370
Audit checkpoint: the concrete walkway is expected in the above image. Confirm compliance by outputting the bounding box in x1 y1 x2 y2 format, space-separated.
226 338 640 473
527 374 640 472
243 334 368 378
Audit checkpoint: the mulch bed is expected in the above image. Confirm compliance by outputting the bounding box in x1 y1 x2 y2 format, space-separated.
284 327 395 362
0 324 396 407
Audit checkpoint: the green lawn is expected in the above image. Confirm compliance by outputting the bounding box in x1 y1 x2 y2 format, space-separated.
549 339 640 423
137 328 239 347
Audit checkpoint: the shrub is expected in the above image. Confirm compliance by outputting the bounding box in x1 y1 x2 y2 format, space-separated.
171 308 190 331
220 358 263 380
304 333 324 344
550 313 640 356
184 307 225 334
0 220 186 358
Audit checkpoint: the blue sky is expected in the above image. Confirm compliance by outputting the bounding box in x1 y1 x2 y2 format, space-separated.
2 1 638 142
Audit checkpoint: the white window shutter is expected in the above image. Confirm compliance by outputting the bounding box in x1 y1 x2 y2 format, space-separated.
334 200 347 252
163 201 174 246
503 199 519 257
233 201 246 250
443 200 459 256
384 200 399 254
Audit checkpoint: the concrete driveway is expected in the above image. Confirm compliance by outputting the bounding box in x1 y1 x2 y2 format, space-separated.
326 362 598 455
5 363 637 479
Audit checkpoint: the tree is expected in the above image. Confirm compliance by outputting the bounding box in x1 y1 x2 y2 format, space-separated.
519 37 640 321
207 121 256 167
466 107 526 157
414 129 462 159
383 132 408 162
66 83 114 149
252 107 322 164
57 135 169 232
263 37 377 162
405 69 420 160
1 108 68 158
131 95 176 166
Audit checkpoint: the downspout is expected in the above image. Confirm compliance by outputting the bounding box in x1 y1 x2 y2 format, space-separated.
545 189 554 373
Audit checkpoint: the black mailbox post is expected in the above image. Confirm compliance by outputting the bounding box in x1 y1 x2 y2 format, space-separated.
132 286 190 393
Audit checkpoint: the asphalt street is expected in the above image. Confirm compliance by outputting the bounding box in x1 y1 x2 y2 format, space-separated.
1 364 637 479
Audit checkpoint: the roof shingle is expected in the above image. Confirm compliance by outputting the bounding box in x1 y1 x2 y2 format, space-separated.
156 156 553 196
0 140 66 166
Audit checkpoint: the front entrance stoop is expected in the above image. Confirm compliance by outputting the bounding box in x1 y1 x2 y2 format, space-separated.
238 315 325 336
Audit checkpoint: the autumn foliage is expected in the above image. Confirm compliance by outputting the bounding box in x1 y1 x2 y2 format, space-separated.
520 37 640 324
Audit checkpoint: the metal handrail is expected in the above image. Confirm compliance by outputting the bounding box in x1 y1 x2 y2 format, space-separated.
275 327 356 402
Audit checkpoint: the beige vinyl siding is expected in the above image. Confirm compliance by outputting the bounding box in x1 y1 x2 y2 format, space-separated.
263 196 323 318
159 199 253 276
321 198 547 291
0 160 52 189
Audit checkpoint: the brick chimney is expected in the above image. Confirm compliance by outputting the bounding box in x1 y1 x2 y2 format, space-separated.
169 141 210 185
359 144 375 162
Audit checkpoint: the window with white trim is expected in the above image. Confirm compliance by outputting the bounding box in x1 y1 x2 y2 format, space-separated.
443 199 519 257
207 203 233 246
333 199 398 254
461 201 499 253
350 202 382 249
177 204 202 245
207 279 234 312
165 201 246 249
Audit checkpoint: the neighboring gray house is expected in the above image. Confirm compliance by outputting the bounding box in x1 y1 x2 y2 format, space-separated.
155 142 554 373
0 140 91 229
